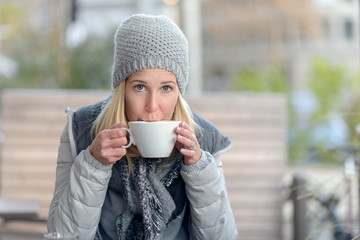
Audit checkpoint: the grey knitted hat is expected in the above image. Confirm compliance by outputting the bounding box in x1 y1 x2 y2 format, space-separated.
112 14 189 94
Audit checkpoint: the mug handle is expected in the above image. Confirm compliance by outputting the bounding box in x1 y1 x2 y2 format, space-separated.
121 127 135 148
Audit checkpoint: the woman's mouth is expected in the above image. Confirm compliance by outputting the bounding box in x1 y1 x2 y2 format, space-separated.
141 119 160 122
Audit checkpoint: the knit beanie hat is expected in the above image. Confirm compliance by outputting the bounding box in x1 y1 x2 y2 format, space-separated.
112 14 189 94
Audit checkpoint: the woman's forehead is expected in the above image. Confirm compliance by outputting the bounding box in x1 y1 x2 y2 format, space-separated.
128 69 177 82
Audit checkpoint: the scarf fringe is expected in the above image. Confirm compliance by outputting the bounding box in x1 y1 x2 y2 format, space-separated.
114 157 180 240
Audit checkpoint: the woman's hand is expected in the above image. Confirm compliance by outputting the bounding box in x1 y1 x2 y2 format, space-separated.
89 121 128 165
175 122 201 165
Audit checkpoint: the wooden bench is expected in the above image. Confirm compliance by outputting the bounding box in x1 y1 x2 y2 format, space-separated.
188 93 287 240
0 89 287 240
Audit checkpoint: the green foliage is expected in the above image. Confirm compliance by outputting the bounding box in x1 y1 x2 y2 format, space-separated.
0 2 25 34
3 29 114 89
0 2 115 89
63 36 114 89
231 58 359 164
308 58 345 117
342 72 360 144
232 66 289 93
292 58 351 163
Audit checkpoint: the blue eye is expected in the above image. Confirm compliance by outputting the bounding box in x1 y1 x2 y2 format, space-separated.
135 85 145 91
162 86 172 92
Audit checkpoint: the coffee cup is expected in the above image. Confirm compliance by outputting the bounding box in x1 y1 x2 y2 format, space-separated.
122 121 181 158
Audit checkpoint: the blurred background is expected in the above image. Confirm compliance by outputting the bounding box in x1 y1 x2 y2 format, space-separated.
0 0 359 239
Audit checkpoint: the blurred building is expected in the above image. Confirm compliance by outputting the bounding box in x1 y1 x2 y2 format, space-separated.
0 0 70 42
289 0 359 90
65 0 202 93
0 0 180 46
69 0 180 37
0 0 358 92
0 0 205 92
202 0 359 91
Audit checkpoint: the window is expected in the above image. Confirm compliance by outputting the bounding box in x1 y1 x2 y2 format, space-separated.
344 19 354 40
322 19 330 39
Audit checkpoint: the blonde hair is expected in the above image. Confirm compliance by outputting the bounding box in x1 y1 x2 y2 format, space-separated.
91 81 199 169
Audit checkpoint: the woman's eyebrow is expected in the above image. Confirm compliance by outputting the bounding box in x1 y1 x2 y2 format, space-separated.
128 79 147 84
161 80 177 85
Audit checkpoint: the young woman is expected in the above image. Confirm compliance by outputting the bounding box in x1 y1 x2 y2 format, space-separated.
47 14 238 240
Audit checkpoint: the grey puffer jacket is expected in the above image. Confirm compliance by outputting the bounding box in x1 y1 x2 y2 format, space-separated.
47 100 238 240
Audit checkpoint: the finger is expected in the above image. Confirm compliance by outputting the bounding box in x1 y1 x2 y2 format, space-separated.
111 121 127 129
107 137 129 149
109 147 127 159
180 148 196 158
177 135 194 149
100 146 126 158
92 136 128 153
101 128 128 140
180 122 195 134
92 139 128 164
93 130 129 153
99 148 127 165
176 126 195 140
187 139 195 150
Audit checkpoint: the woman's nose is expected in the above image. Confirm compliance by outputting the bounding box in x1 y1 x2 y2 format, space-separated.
145 92 159 112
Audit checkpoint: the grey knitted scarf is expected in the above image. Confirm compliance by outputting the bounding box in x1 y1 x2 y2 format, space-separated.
110 155 182 240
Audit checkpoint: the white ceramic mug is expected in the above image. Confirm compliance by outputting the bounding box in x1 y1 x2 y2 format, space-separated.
122 121 181 158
